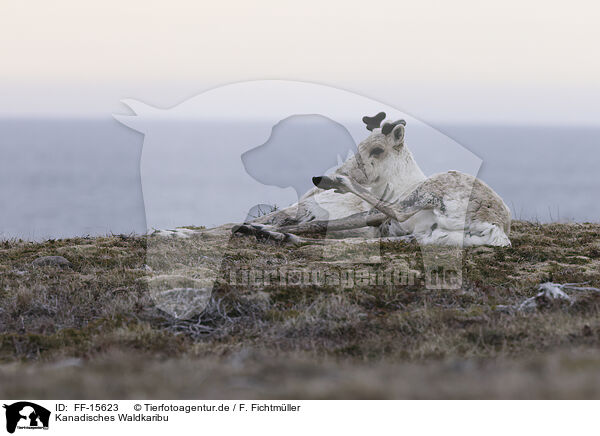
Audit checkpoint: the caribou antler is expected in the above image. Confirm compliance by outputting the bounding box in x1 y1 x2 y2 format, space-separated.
362 112 386 131
381 119 406 135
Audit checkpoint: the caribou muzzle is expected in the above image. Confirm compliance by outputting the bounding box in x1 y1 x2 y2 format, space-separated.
312 175 337 190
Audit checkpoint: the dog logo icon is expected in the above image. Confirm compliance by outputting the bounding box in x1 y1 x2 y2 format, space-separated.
3 402 50 434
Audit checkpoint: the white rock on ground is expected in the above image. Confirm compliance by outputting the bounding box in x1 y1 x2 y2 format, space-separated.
506 282 600 312
152 228 201 238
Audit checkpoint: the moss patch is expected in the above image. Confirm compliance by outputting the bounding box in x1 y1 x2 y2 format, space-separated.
1 221 599 398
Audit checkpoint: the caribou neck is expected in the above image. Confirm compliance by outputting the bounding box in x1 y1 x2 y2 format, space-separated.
372 147 427 200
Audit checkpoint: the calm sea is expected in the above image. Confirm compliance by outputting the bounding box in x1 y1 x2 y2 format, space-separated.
0 118 598 240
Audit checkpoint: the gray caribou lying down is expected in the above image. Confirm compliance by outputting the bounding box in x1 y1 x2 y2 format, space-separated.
235 112 511 247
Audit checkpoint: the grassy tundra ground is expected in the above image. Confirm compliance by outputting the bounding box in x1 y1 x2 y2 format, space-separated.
1 221 600 399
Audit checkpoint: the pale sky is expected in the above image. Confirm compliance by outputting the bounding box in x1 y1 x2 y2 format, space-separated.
2 0 599 123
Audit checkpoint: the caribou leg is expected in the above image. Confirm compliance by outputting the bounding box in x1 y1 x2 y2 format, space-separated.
314 175 441 223
232 210 387 245
232 223 304 245
232 223 348 245
279 210 387 234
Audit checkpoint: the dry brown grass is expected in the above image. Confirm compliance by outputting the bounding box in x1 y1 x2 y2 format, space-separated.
1 221 599 398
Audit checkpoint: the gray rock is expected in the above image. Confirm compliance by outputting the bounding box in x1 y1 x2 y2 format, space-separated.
32 256 72 268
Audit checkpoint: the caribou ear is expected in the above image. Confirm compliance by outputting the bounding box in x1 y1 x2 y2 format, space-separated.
381 119 406 135
391 124 405 146
362 112 386 131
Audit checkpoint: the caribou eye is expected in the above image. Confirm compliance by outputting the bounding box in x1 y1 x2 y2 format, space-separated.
369 147 384 158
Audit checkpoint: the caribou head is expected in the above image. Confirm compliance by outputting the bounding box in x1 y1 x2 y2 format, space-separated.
313 112 425 197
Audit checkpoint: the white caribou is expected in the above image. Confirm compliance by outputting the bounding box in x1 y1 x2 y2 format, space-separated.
235 112 511 247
